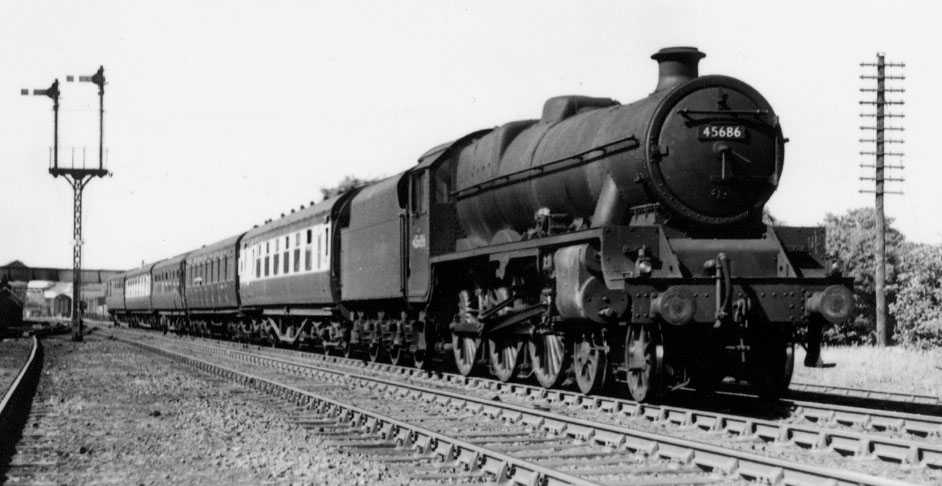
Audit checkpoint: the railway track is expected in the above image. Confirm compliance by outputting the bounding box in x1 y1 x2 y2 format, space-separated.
164 330 942 444
788 382 940 406
784 382 941 415
0 336 44 479
104 327 931 485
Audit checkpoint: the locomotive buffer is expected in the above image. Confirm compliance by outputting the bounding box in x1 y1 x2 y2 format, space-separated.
21 67 111 342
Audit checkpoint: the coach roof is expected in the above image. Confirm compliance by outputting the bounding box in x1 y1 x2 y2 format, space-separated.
243 195 342 242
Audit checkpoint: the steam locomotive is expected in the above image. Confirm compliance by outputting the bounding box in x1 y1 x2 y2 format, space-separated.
107 47 853 401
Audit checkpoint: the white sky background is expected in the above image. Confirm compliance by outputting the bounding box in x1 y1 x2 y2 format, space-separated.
1 0 940 270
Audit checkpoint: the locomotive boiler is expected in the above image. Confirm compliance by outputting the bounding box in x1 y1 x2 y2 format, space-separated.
108 46 853 403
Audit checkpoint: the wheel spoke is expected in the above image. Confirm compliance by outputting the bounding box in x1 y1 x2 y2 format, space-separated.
529 334 569 389
487 337 521 382
625 324 659 402
573 334 607 395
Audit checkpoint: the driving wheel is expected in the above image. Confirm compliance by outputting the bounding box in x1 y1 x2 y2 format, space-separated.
528 333 570 389
487 337 523 382
452 334 481 376
573 332 608 394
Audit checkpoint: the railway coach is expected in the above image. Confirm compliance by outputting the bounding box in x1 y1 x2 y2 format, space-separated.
237 194 350 346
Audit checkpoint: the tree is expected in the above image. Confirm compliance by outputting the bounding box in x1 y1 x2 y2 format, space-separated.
821 208 905 344
320 175 382 201
890 243 942 348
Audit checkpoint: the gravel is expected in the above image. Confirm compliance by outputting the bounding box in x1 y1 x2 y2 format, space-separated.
2 334 409 485
176 333 942 485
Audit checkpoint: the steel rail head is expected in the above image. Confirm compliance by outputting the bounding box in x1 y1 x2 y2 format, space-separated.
0 336 41 420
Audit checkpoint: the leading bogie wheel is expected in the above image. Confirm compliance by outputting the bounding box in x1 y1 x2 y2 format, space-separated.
752 336 794 401
487 336 523 382
528 333 571 389
368 342 384 363
625 323 663 402
573 332 608 395
452 334 481 376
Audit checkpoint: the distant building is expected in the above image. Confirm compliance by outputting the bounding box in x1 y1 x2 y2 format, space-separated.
4 261 115 319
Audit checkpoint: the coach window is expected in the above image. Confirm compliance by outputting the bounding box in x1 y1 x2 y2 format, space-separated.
264 255 270 276
283 248 289 274
305 246 312 271
306 229 312 245
293 248 300 272
273 253 279 275
223 255 228 281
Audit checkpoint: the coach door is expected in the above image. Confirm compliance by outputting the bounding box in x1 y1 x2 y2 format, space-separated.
407 169 430 300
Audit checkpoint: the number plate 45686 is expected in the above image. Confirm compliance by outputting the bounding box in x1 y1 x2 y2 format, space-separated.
698 124 748 141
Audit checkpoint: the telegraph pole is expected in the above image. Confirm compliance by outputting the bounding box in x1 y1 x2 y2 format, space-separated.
21 66 110 342
859 54 905 346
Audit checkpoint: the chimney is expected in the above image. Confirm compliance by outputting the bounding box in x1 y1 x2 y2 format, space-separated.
651 47 705 92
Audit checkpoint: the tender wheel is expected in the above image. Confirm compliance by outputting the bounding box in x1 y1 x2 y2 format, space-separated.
572 333 608 395
487 337 523 382
452 334 481 376
528 333 570 389
412 348 427 370
388 345 411 366
368 342 384 363
625 323 662 402
342 340 363 360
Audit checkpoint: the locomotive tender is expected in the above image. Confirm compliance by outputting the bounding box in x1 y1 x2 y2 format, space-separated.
107 47 853 401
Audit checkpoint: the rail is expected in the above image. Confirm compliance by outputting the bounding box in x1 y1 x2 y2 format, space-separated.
109 329 922 486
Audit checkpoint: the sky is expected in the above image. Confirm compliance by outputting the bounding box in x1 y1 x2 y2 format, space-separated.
1 0 940 270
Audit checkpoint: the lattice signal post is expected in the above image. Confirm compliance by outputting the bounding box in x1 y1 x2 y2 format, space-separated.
21 66 110 342
859 54 905 346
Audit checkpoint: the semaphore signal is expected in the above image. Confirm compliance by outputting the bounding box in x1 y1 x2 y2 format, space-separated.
20 66 111 342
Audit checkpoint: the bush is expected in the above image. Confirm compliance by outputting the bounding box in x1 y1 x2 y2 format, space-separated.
822 208 904 344
890 243 942 348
